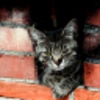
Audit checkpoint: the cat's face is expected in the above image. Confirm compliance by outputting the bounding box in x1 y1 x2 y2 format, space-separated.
30 19 78 71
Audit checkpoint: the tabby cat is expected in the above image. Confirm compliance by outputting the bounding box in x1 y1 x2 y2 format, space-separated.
29 19 82 98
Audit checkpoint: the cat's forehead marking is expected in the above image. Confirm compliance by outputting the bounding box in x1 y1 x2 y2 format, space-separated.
50 42 62 52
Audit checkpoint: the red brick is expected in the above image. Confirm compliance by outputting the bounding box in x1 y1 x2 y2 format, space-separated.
75 88 100 100
0 8 30 24
0 27 36 80
84 62 100 87
0 81 68 100
0 27 33 51
0 55 36 79
87 9 100 25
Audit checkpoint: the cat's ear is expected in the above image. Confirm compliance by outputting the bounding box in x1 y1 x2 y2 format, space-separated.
29 26 47 45
62 18 78 39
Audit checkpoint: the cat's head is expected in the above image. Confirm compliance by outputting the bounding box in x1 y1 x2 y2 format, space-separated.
30 19 79 71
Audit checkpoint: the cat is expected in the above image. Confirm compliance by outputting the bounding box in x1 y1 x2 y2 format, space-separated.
29 18 82 98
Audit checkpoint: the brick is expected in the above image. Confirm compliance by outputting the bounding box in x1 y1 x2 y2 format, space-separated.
0 81 68 100
74 88 100 100
0 55 36 79
0 27 33 51
84 62 100 87
0 8 30 24
0 27 37 80
87 9 100 25
0 7 37 80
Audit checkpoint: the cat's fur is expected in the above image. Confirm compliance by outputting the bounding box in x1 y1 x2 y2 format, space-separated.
29 19 82 98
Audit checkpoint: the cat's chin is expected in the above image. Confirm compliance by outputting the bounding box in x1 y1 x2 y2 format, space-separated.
52 67 65 71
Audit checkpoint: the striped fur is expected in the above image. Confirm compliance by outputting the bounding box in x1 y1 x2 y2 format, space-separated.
30 19 82 98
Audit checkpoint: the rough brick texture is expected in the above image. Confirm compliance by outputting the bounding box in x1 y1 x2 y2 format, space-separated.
75 88 100 100
87 9 100 25
0 7 100 100
1 81 100 100
0 27 37 80
0 81 68 100
83 7 100 100
84 62 100 87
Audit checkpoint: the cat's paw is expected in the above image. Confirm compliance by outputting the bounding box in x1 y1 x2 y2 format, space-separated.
53 92 66 99
53 90 66 99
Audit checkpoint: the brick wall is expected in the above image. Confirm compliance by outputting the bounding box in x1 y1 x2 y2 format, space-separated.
0 7 100 100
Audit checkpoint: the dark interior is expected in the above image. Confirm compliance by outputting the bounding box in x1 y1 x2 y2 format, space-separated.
0 0 99 31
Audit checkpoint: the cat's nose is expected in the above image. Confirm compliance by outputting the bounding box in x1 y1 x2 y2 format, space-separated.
52 54 62 65
54 58 62 65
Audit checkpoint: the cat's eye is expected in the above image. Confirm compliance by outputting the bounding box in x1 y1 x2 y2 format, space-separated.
62 50 67 54
63 50 66 54
62 49 70 55
62 45 67 51
63 44 67 50
40 55 50 62
44 56 50 60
